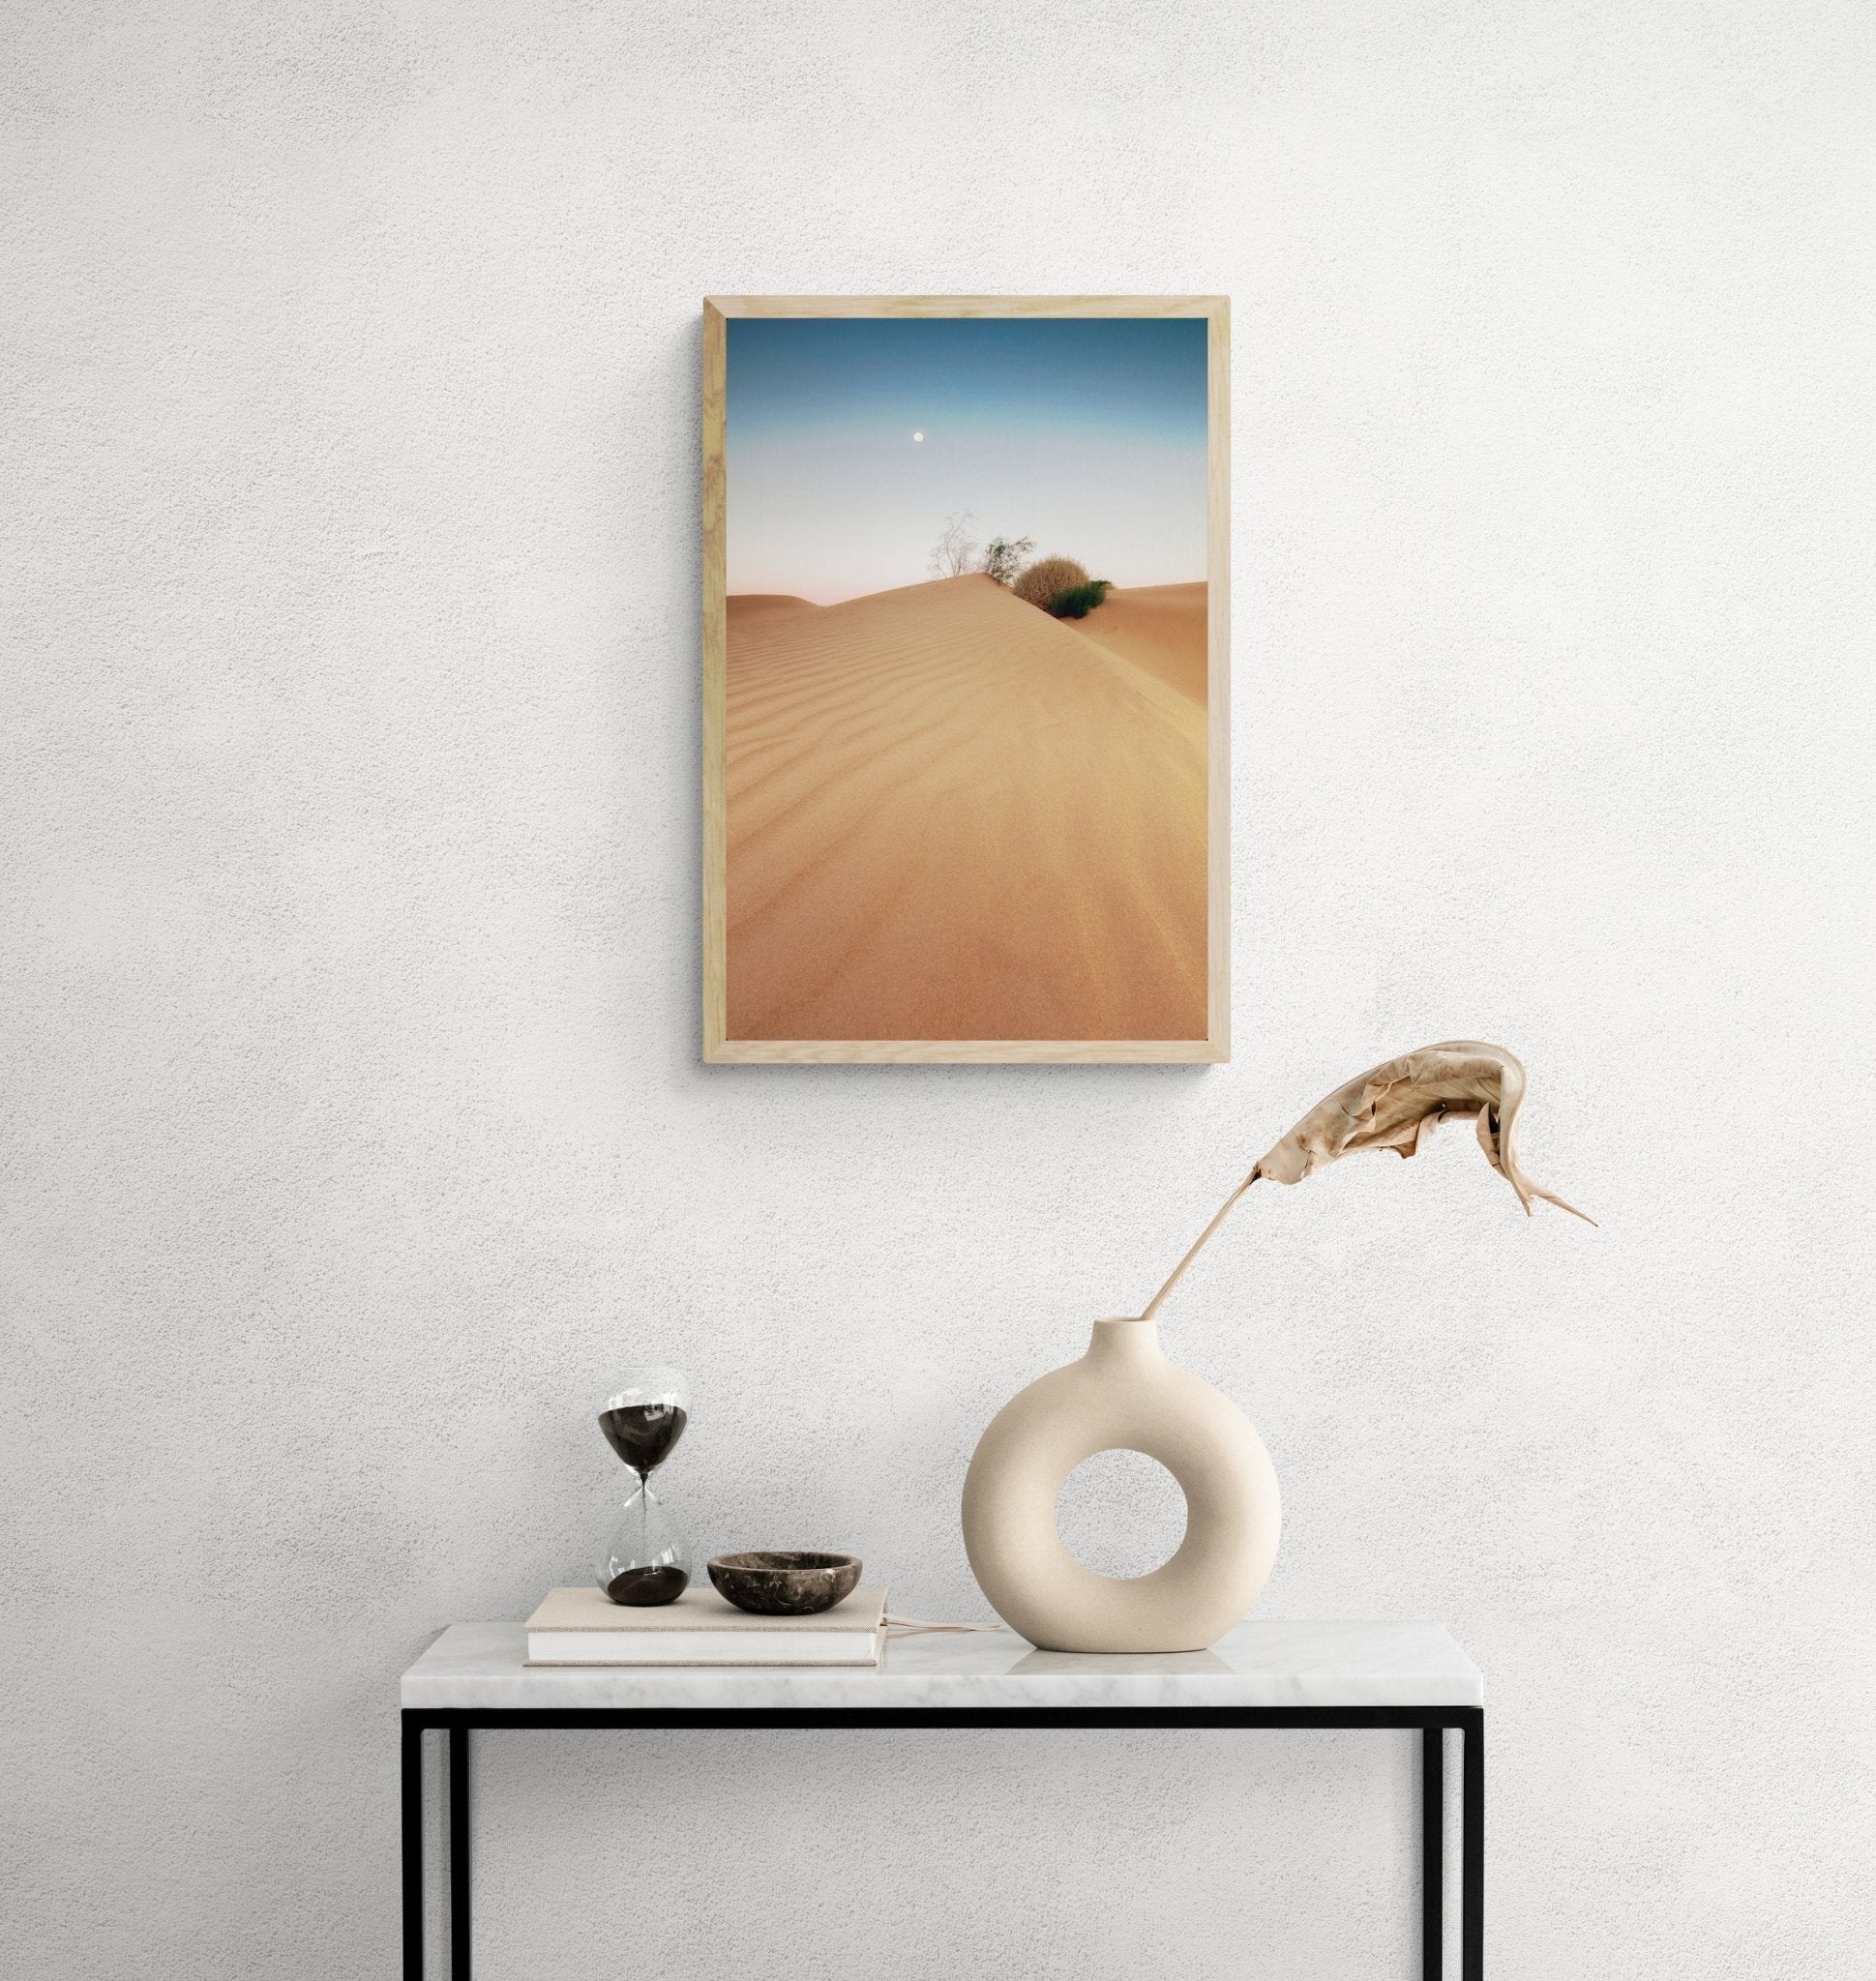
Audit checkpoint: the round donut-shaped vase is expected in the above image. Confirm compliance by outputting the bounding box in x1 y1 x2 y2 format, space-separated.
962 1317 1280 1652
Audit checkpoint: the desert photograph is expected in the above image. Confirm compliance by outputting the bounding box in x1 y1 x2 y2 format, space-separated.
718 312 1215 1048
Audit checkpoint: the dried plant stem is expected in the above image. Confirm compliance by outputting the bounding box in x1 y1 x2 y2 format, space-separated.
1139 1175 1258 1324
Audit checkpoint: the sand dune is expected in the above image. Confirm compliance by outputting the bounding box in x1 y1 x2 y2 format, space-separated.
1068 582 1208 704
727 594 819 625
726 575 1208 1041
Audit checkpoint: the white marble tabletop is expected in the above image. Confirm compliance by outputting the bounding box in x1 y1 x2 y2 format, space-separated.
401 1617 1481 1711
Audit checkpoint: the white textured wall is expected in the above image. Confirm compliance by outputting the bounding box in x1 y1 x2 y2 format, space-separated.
6 3 1873 1975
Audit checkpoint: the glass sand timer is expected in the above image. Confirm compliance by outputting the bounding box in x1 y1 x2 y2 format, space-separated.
595 1369 693 1606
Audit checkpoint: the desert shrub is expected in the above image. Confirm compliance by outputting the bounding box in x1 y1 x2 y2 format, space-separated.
929 511 980 577
1047 579 1112 619
980 534 1034 585
1014 556 1089 609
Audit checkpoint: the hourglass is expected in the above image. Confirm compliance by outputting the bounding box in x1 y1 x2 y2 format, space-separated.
595 1369 692 1606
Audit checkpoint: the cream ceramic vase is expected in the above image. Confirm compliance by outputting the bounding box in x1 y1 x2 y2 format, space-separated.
962 1317 1280 1653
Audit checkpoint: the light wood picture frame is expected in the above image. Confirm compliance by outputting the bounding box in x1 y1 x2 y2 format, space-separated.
703 295 1229 1064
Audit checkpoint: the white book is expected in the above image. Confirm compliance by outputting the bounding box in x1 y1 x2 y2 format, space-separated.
523 1584 888 1667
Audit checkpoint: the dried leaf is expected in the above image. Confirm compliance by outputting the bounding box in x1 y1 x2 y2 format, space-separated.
1138 1040 1592 1322
1249 1040 1593 1223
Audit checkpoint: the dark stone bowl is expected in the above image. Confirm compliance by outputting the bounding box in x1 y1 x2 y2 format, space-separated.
707 1551 862 1616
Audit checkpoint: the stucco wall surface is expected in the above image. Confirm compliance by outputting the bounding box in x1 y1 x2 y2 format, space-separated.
5 3 1873 1975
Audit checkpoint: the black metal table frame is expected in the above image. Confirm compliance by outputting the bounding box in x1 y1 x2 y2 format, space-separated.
402 1703 1482 1980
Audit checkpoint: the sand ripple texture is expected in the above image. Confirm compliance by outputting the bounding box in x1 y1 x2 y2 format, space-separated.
725 575 1208 1042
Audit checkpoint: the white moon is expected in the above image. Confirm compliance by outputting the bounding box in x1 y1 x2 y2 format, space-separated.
912 430 924 442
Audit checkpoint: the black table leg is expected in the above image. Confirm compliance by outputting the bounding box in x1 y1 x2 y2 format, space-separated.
450 1728 471 1981
402 1700 1477 1978
1422 1728 1444 1978
1462 1712 1483 1981
402 1715 424 1981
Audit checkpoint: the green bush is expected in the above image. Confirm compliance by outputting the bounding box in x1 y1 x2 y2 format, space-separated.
981 534 1034 585
1047 580 1112 619
1013 556 1088 608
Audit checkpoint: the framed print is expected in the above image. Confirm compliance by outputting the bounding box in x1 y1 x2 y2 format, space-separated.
703 295 1229 1063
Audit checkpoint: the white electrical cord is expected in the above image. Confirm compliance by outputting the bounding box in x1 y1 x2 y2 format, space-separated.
881 1614 1006 1639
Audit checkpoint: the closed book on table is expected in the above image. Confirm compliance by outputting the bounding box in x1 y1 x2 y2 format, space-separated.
523 1585 888 1666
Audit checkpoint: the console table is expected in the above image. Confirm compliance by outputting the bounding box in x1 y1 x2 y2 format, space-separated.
401 1617 1483 1980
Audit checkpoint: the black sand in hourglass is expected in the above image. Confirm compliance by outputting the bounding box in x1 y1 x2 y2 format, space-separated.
598 1401 690 1605
599 1401 688 1476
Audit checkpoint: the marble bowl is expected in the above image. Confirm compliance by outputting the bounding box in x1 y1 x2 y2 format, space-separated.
707 1551 862 1616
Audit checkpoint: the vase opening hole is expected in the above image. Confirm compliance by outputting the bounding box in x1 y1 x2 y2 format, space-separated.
1054 1447 1188 1581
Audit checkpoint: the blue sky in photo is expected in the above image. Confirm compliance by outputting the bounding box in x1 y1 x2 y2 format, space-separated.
726 317 1208 602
